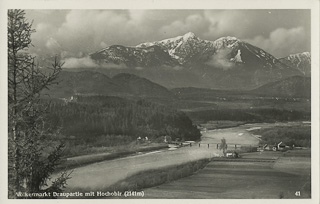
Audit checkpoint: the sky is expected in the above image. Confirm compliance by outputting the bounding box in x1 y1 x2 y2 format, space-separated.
25 9 311 65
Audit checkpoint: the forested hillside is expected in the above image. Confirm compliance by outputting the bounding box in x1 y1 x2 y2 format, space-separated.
45 95 200 150
187 108 310 123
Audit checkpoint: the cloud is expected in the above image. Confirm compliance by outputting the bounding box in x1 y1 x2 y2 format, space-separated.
62 56 128 69
63 56 99 68
203 10 247 39
159 14 209 37
202 10 285 40
45 37 61 50
29 10 143 59
26 10 310 62
205 47 235 70
245 27 307 57
55 10 169 52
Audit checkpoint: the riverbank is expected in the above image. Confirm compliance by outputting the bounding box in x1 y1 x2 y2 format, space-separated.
199 120 247 130
56 143 169 172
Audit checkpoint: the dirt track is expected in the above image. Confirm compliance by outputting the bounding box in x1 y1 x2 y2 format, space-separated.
54 144 220 192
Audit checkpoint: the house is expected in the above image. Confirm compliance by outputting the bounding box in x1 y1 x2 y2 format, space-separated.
277 141 286 151
263 142 287 151
263 144 277 151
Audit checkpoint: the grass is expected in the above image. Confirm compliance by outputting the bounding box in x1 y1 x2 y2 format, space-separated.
107 158 210 194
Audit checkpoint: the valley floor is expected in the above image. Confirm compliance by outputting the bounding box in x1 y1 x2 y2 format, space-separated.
51 121 311 199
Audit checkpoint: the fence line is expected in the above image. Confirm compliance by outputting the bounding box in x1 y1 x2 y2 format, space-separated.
196 143 257 149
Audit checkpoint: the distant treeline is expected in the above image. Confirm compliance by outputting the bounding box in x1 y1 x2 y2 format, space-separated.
187 108 310 123
252 126 311 147
45 95 201 145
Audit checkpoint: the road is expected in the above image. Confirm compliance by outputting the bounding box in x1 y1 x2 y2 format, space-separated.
54 143 219 192
52 122 288 192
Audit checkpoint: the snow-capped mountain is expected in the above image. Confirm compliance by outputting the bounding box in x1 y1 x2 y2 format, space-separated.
137 33 246 65
90 44 177 67
279 52 311 76
92 32 289 69
89 32 306 90
137 32 216 64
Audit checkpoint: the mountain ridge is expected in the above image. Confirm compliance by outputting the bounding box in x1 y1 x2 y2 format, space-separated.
42 71 173 99
88 32 308 90
250 75 311 98
278 52 311 76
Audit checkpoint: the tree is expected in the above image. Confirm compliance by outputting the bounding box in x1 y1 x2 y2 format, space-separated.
219 137 227 156
8 9 69 198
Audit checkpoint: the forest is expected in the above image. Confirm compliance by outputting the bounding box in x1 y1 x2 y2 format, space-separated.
186 108 311 123
252 125 311 147
44 95 201 155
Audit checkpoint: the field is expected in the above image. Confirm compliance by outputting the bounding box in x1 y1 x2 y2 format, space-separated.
108 159 210 194
143 150 311 199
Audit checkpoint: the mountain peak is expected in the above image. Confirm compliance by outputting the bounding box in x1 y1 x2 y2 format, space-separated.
182 32 197 40
215 36 240 43
288 52 311 59
212 36 240 50
137 32 199 48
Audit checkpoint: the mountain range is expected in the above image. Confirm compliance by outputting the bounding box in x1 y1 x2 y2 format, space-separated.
89 32 311 90
49 32 311 99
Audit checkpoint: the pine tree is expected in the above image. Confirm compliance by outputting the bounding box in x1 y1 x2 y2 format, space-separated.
8 9 70 198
